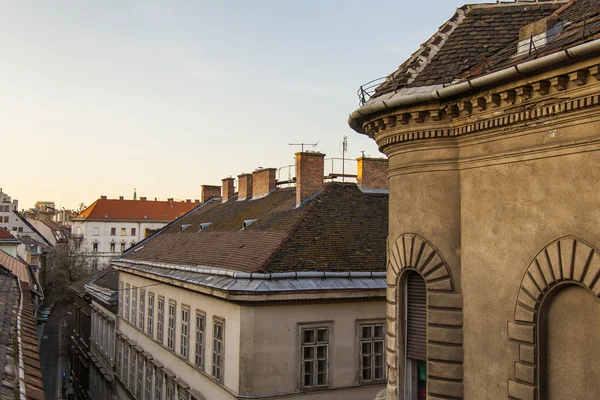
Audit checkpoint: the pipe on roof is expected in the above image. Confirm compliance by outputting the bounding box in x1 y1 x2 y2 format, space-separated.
349 38 600 133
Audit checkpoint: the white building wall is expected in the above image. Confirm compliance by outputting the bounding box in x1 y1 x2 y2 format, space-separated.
72 220 168 269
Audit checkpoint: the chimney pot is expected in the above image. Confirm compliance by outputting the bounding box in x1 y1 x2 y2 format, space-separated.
140 197 147 201
201 185 221 203
357 157 388 191
295 152 325 207
186 199 191 203
195 199 200 203
252 168 277 199
100 195 107 200
167 198 173 202
221 177 235 203
119 196 124 200
237 173 253 200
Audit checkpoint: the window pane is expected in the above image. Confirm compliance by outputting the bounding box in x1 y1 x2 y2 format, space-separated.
317 372 327 386
362 342 372 355
317 359 326 373
374 340 384 355
361 325 372 339
374 366 384 380
303 346 314 360
316 345 327 359
317 328 328 342
303 329 314 344
374 324 384 339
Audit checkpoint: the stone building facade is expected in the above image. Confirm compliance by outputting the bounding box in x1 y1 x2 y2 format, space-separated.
349 1 600 399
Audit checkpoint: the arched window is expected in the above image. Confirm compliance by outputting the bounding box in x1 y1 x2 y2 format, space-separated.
405 271 427 400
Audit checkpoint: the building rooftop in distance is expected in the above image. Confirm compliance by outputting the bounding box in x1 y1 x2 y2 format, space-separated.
121 183 388 274
73 197 201 222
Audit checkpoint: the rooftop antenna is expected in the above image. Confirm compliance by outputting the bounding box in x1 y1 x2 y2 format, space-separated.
288 141 319 152
340 136 348 182
134 188 137 201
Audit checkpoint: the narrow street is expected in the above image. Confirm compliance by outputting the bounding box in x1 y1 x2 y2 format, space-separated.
39 307 68 400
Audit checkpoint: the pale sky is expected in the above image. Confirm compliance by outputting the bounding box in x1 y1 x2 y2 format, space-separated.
1 0 478 210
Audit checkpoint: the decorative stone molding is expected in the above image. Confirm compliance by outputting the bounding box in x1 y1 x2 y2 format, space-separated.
507 236 600 400
386 233 463 399
359 64 600 153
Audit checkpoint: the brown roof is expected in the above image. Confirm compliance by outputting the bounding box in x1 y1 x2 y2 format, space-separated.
0 267 45 400
74 198 201 221
0 250 30 284
0 228 18 240
123 183 388 273
371 1 593 98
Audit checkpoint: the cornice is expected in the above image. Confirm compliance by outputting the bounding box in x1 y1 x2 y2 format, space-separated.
362 63 600 154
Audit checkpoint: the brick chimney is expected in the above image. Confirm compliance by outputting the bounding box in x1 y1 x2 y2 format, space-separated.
357 157 388 191
221 178 235 203
295 152 325 207
252 168 277 199
100 195 107 200
238 173 253 201
201 185 221 203
140 197 147 201
119 196 124 200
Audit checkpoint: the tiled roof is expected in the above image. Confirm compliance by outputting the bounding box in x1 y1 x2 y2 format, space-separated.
0 266 45 400
13 211 52 247
122 183 388 273
0 250 30 284
73 198 201 222
0 228 17 240
372 1 567 97
91 267 118 291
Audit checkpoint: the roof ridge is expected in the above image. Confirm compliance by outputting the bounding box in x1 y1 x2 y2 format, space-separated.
256 185 333 273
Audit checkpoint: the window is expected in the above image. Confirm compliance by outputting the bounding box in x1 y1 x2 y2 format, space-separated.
166 379 175 400
180 306 190 358
121 227 127 236
92 242 98 252
111 227 116 236
124 284 130 321
93 227 99 236
123 345 129 388
139 290 145 330
157 297 165 343
131 227 137 236
116 337 122 379
195 311 205 369
155 367 163 400
118 282 123 317
137 354 144 399
360 322 385 382
178 385 189 400
145 360 153 400
212 318 224 382
18 227 23 232
300 326 329 389
92 259 98 270
129 348 136 392
148 293 154 336
167 301 176 350
110 242 116 252
131 287 137 326
121 242 126 252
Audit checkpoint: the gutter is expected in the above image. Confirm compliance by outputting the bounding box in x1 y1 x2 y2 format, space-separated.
16 279 27 400
349 38 600 133
112 258 386 280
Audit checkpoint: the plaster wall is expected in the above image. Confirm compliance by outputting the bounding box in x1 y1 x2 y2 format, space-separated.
0 243 18 257
239 301 386 399
117 271 241 400
459 129 600 399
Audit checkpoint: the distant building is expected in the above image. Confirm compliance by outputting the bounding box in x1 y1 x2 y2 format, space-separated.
112 153 389 400
69 268 119 400
0 229 20 257
71 196 201 270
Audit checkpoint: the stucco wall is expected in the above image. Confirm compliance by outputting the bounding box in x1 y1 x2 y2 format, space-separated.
239 301 386 399
117 271 241 400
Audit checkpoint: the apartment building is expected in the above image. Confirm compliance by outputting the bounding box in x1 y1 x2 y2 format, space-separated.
349 1 600 399
71 196 201 270
111 153 389 400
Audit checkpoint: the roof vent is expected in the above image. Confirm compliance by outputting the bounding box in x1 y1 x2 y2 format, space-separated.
181 224 191 231
133 245 144 252
517 17 563 57
242 219 258 229
199 222 212 231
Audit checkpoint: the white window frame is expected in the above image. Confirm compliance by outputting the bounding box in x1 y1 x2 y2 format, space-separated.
157 297 165 344
358 321 386 383
137 353 144 399
155 366 164 400
212 317 225 383
124 284 130 321
148 293 155 336
180 306 190 359
118 282 123 317
195 310 205 370
139 289 145 330
131 287 137 326
167 300 176 351
299 322 332 390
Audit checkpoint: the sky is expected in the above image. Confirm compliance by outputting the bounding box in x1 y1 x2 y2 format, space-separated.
0 0 480 210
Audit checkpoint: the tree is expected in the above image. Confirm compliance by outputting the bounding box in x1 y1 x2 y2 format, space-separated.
44 240 94 304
